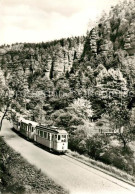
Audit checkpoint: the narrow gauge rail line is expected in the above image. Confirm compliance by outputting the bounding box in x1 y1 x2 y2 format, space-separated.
60 154 135 193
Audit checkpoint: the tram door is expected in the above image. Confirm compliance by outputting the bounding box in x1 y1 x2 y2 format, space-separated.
17 122 20 131
52 134 55 149
34 128 37 142
49 133 52 149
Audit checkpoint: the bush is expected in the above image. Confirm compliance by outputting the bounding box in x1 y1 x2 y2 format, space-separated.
84 134 135 175
100 146 135 175
0 137 25 193
69 129 87 154
86 134 110 160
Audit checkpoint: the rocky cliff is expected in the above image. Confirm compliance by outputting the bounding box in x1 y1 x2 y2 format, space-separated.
0 37 85 84
0 0 135 131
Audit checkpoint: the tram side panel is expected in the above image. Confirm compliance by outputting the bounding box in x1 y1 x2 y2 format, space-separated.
35 128 68 152
20 122 29 138
13 121 18 131
27 125 36 140
35 130 52 148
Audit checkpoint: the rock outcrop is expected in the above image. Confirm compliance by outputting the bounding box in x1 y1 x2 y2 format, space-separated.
0 37 85 83
124 18 135 55
89 28 97 55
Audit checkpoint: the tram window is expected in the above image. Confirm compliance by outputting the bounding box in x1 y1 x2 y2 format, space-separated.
44 132 47 138
32 127 34 132
58 135 61 141
40 131 43 137
62 135 66 142
38 130 40 136
52 134 54 140
48 133 50 140
55 135 57 141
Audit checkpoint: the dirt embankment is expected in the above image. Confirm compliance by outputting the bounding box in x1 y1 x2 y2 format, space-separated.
0 137 68 194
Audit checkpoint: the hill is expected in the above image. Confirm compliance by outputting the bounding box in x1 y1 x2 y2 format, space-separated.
0 0 135 176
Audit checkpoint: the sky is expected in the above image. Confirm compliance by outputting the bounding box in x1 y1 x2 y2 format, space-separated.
0 0 123 45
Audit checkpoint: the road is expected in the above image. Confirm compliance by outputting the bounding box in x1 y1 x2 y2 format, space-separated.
1 119 135 194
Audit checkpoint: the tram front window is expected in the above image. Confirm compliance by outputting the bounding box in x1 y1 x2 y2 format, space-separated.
61 135 67 142
58 135 61 141
57 135 67 142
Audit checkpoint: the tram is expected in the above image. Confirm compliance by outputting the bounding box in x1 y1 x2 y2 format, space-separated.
13 117 68 153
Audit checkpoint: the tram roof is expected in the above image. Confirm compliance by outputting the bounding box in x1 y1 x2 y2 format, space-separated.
18 117 68 134
36 125 68 134
19 118 38 127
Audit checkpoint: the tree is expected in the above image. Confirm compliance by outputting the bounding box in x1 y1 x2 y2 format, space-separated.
51 109 84 129
0 71 14 131
68 129 87 154
130 108 135 130
69 98 93 120
0 72 26 131
116 127 134 149
108 100 135 148
86 134 110 160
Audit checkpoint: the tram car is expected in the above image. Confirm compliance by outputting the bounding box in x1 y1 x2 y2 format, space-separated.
34 125 68 153
13 117 38 140
13 118 20 132
13 117 68 153
20 118 38 140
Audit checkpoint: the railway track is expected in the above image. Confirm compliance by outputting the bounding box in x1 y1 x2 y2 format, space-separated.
60 153 135 193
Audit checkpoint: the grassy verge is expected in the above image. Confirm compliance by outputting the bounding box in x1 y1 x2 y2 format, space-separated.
0 137 68 194
67 150 135 186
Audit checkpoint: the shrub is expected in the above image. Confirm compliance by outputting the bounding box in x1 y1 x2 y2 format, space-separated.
86 134 110 160
69 129 87 154
100 146 135 175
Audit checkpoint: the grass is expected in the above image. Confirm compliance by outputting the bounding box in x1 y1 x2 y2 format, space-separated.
67 149 135 185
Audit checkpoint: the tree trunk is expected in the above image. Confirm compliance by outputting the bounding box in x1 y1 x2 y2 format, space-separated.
119 133 127 149
123 140 127 149
0 105 9 131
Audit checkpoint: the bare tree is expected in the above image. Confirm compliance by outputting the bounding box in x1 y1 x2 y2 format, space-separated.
0 88 15 131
